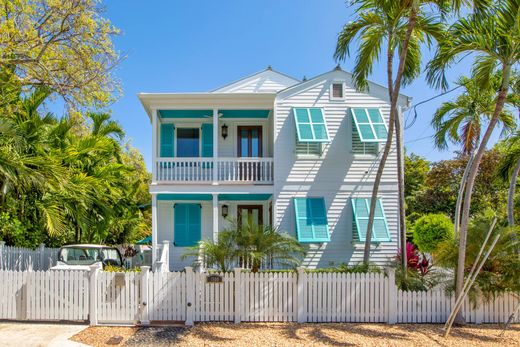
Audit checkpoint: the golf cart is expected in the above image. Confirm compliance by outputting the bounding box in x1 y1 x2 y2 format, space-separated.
51 244 124 270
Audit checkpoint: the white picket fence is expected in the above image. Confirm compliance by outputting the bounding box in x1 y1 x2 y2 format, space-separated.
0 243 58 271
0 270 89 321
0 267 518 326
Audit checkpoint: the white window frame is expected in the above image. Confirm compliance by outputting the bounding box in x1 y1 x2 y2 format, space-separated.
295 141 323 159
174 123 202 157
330 81 345 101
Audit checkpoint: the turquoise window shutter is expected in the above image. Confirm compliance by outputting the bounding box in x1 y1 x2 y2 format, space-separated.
174 203 201 247
294 197 330 243
351 198 391 242
160 123 175 157
201 124 213 157
350 108 388 142
293 108 330 142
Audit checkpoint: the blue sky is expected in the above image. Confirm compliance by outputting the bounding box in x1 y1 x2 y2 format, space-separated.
75 0 501 169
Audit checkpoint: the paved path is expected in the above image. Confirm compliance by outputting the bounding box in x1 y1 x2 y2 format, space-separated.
0 323 89 347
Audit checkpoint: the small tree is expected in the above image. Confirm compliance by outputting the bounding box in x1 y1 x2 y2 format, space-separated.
413 214 454 253
183 219 305 272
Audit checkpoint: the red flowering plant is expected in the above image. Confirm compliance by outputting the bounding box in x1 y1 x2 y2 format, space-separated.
394 242 436 290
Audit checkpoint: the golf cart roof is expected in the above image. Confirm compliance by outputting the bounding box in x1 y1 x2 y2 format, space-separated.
61 244 117 249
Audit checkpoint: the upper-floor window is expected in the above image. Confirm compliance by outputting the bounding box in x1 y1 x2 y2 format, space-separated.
177 128 200 157
331 82 344 100
295 141 322 157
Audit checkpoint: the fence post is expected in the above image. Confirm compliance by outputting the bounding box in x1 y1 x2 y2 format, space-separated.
386 268 397 324
161 240 170 272
140 266 150 325
0 241 4 269
38 243 45 271
234 268 242 323
89 263 101 326
297 267 307 323
185 266 194 326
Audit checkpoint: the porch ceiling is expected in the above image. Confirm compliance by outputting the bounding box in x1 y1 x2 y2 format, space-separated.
156 193 272 201
157 109 271 119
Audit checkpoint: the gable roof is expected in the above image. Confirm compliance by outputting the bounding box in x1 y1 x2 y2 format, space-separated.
277 67 412 108
212 66 300 93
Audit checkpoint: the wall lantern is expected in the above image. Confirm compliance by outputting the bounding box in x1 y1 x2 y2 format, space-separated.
221 204 229 218
221 124 228 139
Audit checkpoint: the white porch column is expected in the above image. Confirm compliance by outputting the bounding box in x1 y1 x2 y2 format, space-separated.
212 193 219 242
151 108 158 182
212 108 219 185
151 193 158 265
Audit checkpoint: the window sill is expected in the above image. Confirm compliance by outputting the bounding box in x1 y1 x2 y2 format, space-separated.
351 241 381 249
351 153 378 159
296 155 324 160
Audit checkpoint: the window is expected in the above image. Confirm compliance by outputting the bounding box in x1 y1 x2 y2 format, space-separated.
351 198 390 242
352 125 378 155
177 128 200 157
174 203 201 247
295 142 322 156
331 83 344 99
294 197 330 243
293 108 330 142
350 108 388 142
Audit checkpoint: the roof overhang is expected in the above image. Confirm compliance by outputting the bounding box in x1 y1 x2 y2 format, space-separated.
138 92 276 122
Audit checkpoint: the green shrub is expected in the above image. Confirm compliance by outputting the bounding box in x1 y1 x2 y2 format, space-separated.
103 265 141 273
412 214 454 253
306 262 381 274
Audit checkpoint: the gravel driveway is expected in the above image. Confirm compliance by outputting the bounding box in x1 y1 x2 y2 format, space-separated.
71 323 520 346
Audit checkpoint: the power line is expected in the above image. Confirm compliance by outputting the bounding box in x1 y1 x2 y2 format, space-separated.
405 85 463 130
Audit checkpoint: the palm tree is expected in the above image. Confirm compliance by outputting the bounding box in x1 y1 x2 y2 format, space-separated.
432 75 516 233
334 0 447 267
426 0 520 319
183 219 305 272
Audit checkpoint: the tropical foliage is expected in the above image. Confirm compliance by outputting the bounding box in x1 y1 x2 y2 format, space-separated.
0 0 120 107
412 214 454 253
434 215 520 301
0 86 150 248
183 219 305 272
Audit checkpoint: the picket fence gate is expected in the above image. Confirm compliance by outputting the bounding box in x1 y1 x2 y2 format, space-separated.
0 267 518 326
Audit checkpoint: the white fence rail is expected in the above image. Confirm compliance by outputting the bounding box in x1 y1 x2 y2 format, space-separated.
0 243 58 271
0 267 518 326
155 157 274 184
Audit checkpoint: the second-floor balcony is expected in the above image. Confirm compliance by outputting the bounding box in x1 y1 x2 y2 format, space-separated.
155 157 274 184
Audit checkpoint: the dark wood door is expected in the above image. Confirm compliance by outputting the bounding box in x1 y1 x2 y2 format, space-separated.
237 126 262 180
237 205 263 226
237 126 262 157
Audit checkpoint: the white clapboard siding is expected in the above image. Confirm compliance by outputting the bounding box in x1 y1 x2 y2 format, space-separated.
96 271 141 324
273 70 401 268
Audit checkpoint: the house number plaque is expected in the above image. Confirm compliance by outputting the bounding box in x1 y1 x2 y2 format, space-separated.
206 274 223 283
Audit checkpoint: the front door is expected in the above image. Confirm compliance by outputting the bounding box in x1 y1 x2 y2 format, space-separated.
237 205 263 226
237 126 262 157
237 126 262 180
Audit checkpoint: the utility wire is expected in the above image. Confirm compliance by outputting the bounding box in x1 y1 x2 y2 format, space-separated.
404 85 462 129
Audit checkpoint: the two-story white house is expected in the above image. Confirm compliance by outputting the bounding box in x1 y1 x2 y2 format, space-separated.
139 66 411 270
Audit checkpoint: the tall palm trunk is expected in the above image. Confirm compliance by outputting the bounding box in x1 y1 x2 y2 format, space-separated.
395 107 407 274
363 9 417 264
455 65 512 322
454 154 474 235
508 158 520 227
